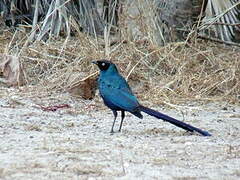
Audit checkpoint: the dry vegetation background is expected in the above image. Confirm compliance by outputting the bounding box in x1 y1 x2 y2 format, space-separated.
0 1 240 179
0 28 239 105
0 0 239 105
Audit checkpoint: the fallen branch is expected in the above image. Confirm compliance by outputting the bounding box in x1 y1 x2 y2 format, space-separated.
36 104 71 112
198 34 240 47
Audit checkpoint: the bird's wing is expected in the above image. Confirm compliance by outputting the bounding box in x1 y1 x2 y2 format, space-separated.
100 76 140 112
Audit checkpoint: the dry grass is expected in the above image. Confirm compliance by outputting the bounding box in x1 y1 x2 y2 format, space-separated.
0 20 239 106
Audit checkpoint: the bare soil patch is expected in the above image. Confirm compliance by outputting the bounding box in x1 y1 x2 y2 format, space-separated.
0 89 239 179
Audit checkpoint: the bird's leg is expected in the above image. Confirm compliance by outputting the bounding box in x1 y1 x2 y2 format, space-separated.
119 110 125 132
111 110 118 133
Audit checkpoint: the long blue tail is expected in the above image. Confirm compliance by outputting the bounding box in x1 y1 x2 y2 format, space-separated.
139 105 211 136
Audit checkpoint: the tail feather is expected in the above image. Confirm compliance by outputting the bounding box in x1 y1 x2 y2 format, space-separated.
139 105 211 136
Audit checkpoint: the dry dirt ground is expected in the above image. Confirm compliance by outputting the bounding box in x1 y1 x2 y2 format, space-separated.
0 88 240 180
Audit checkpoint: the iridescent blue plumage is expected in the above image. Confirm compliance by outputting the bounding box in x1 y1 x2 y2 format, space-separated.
93 60 211 136
98 62 142 118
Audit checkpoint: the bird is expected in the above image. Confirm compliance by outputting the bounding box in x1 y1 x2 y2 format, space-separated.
92 60 211 136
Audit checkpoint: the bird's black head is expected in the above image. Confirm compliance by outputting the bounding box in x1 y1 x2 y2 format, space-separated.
92 60 112 71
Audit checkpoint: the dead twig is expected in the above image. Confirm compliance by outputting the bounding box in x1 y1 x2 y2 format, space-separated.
198 34 240 47
36 104 71 112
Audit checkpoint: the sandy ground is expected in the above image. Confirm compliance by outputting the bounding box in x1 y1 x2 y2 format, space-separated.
0 88 240 180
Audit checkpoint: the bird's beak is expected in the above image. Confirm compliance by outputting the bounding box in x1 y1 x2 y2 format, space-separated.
92 61 98 65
